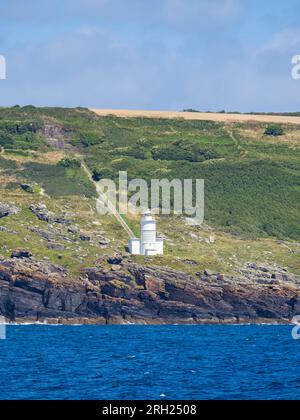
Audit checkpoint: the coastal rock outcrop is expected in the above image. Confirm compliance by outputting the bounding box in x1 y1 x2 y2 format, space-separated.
29 203 71 225
0 202 20 219
0 254 299 324
40 124 73 150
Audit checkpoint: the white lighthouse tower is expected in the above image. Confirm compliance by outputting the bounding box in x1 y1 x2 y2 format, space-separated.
128 210 164 256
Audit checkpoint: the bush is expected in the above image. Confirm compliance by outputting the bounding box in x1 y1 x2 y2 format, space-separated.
152 140 218 163
182 109 201 113
80 131 104 147
58 158 81 168
92 169 103 181
264 125 284 136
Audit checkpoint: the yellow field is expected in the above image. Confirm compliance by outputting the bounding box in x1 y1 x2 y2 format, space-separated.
91 109 300 125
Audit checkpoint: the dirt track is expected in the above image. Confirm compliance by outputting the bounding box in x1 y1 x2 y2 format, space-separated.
91 109 300 125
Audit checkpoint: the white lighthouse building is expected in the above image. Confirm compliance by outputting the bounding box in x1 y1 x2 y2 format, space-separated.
128 210 164 256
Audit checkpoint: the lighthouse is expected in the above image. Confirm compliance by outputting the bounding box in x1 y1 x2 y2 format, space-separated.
128 210 164 256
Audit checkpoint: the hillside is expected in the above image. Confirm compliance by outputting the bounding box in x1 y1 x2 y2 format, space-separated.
0 106 299 324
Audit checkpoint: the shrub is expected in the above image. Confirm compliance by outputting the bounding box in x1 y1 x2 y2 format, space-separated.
58 158 81 168
92 169 103 181
152 140 218 163
264 125 284 136
80 131 104 147
182 109 201 113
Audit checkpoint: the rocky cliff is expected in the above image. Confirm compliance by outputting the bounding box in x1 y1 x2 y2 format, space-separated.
0 252 299 324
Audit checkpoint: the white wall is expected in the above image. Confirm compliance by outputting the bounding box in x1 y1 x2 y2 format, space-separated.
155 239 164 255
128 239 141 255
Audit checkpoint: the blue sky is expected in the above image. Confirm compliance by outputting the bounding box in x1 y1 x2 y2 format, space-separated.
0 0 300 111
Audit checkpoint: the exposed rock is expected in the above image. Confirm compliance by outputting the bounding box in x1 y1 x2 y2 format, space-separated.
46 243 66 251
258 265 270 273
204 269 218 277
111 265 122 272
248 263 258 270
80 233 91 242
40 124 73 150
0 256 299 324
189 233 198 240
99 239 111 246
11 250 33 259
0 202 21 219
107 255 123 265
68 226 79 234
244 262 300 284
185 259 198 266
272 273 287 282
29 203 71 225
20 183 34 193
28 226 69 242
0 226 18 235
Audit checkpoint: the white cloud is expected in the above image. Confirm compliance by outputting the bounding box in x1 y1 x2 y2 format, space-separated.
0 1 299 112
261 27 300 53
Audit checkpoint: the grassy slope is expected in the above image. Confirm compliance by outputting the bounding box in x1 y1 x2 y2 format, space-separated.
0 106 299 276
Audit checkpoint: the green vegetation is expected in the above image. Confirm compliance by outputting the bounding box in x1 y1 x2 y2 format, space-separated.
0 106 299 243
0 155 17 170
58 158 81 168
0 117 46 151
152 139 218 162
17 161 96 198
182 109 201 113
20 183 35 194
0 106 300 277
264 125 284 136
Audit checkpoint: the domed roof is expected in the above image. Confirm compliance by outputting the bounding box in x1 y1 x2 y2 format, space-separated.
141 209 155 223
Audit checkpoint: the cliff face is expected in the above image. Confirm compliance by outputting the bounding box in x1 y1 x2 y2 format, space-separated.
0 253 300 325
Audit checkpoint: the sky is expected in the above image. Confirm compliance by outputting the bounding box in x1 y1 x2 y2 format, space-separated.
0 0 300 112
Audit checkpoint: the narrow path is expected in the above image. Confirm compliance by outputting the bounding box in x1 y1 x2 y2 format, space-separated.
81 162 135 239
225 127 248 157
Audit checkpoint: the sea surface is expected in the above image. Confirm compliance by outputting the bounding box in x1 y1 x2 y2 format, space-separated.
0 325 299 400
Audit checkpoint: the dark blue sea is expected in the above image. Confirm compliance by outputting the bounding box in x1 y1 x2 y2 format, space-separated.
0 325 299 400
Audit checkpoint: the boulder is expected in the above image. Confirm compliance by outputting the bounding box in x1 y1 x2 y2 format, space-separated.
11 250 33 259
0 203 20 219
204 269 218 277
20 184 34 193
80 233 91 242
29 203 71 225
107 255 123 265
